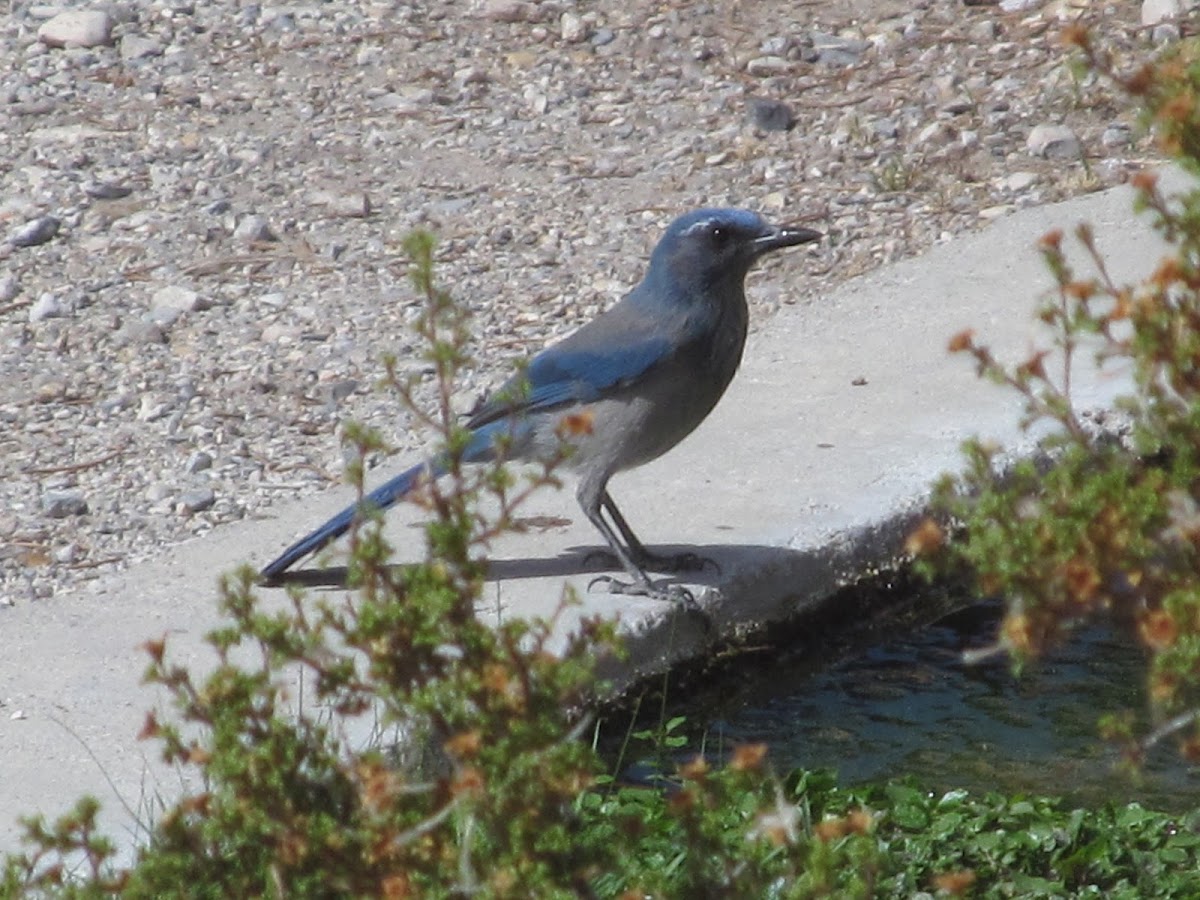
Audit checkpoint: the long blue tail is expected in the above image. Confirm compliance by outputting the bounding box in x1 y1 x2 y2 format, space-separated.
259 460 438 581
259 422 515 582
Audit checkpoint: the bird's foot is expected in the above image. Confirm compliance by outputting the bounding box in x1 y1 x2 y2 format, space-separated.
587 574 699 610
583 548 720 575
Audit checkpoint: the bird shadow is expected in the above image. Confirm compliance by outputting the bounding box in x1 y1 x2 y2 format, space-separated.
258 542 768 592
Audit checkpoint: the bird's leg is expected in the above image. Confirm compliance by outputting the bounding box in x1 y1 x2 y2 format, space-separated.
580 498 698 608
598 491 720 575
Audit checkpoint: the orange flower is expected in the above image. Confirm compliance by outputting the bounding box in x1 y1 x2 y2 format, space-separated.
933 869 978 895
905 518 945 556
729 743 768 772
1139 609 1178 651
947 330 974 353
679 756 709 780
444 730 482 760
1063 557 1101 605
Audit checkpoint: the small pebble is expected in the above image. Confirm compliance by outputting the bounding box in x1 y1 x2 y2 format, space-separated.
120 34 164 61
560 12 587 43
178 488 216 514
29 292 67 322
750 99 795 133
483 0 535 23
1026 123 1082 160
233 215 277 243
151 285 205 315
746 56 790 77
185 451 214 473
9 217 60 248
42 490 89 518
0 273 17 303
37 10 113 48
83 180 133 200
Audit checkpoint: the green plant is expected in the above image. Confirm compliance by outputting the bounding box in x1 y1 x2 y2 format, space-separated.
913 33 1200 763
2 230 889 899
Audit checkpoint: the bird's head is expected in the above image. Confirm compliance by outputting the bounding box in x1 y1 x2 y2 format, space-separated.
648 208 821 293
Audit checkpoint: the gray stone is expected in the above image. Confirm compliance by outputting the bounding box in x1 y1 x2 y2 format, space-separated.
42 490 88 518
0 273 17 303
1152 23 1181 43
1026 123 1082 160
590 27 615 47
997 171 1039 192
151 285 205 315
1101 124 1133 148
810 31 870 66
37 10 113 48
328 379 360 404
968 20 999 41
760 35 791 55
309 189 370 218
53 542 81 564
83 181 133 200
482 0 535 22
144 483 172 503
746 56 790 77
29 292 68 322
185 451 213 473
233 215 277 243
119 34 164 61
178 488 216 514
113 321 167 347
871 117 899 139
750 99 795 133
560 12 587 43
9 216 60 248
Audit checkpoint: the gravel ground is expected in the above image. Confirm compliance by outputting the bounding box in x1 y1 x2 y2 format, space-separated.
0 0 1174 604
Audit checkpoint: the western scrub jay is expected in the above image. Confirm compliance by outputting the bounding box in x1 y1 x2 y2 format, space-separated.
260 208 820 599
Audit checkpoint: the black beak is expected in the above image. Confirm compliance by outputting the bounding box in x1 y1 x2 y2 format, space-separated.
752 224 823 256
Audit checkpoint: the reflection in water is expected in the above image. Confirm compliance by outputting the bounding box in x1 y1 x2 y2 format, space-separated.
686 601 1199 811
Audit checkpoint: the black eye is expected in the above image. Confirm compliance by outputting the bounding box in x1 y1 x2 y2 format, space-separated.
710 225 728 244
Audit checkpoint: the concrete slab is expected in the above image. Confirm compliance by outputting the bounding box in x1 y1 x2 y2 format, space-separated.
1 168 1189 859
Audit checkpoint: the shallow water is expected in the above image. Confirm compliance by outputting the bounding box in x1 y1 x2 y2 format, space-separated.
669 600 1200 811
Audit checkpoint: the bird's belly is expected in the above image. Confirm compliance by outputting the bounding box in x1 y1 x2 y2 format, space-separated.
552 383 717 474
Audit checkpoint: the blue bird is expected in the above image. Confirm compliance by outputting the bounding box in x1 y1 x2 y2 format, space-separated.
260 208 820 598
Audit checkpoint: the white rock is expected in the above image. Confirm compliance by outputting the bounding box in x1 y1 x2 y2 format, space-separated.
746 56 790 77
233 215 277 243
309 189 370 218
29 292 67 322
1026 123 1082 159
0 273 18 303
1142 0 1182 25
120 34 164 61
482 0 534 22
152 285 204 314
37 10 113 49
997 171 1039 192
561 12 587 43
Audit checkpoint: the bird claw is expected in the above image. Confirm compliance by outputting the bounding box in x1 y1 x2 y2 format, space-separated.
587 574 699 610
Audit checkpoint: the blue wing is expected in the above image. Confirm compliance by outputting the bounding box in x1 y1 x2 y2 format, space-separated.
467 331 674 429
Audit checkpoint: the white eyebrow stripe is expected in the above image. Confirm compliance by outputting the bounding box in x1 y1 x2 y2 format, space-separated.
681 218 720 237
